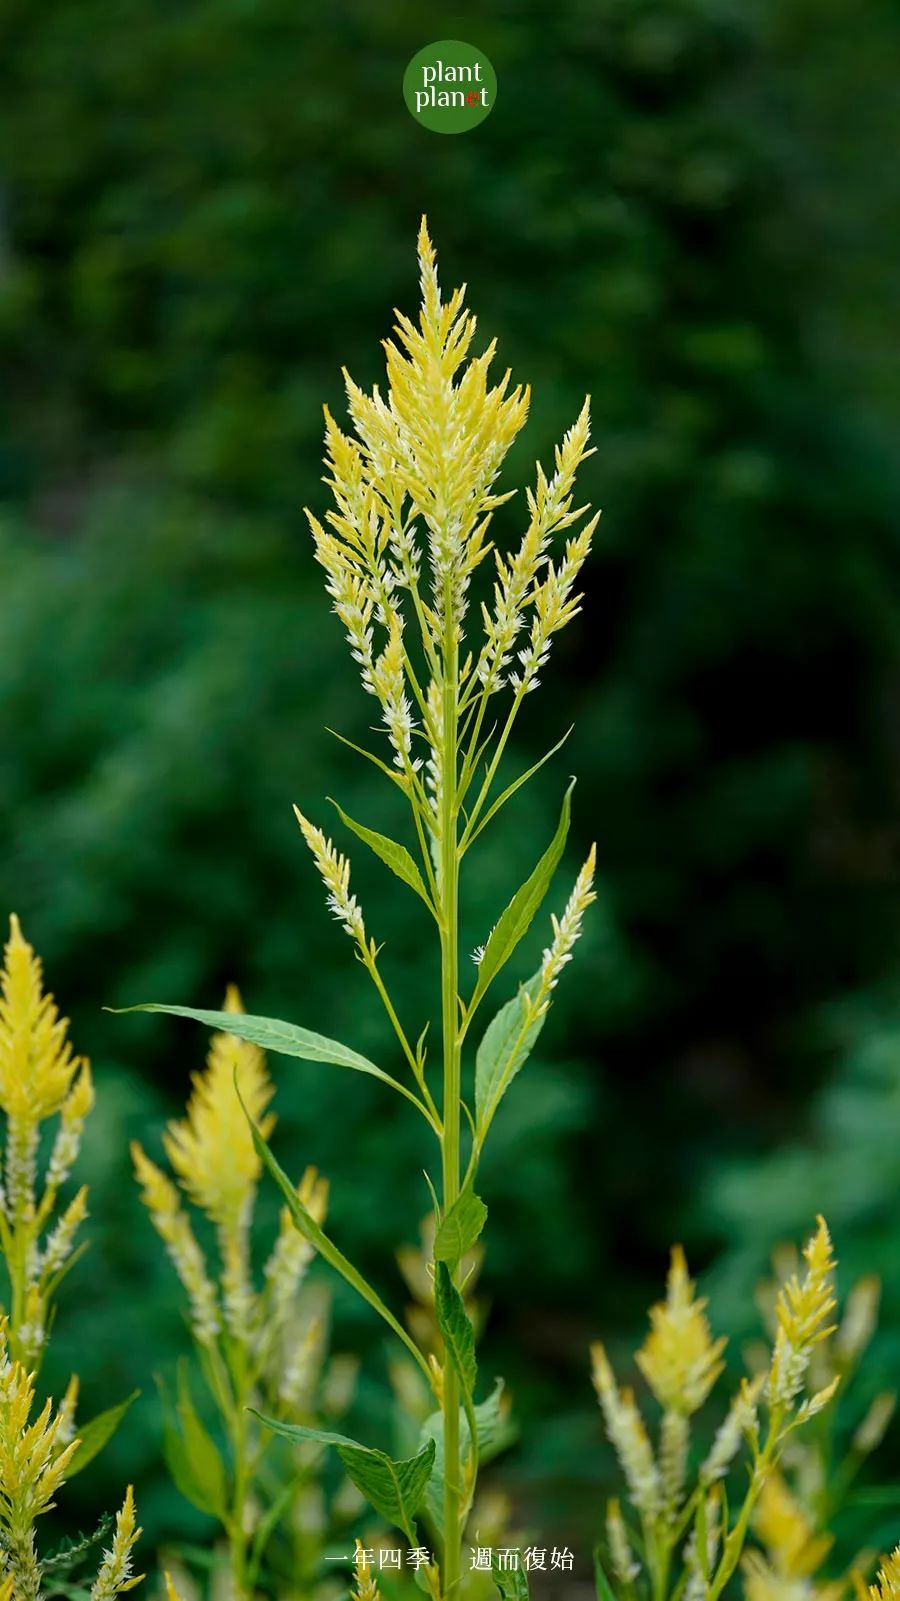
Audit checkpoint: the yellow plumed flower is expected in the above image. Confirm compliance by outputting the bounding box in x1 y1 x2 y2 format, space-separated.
870 1547 900 1601
91 1484 143 1598
306 218 596 716
636 1246 726 1416
353 1539 381 1601
0 1319 80 1598
162 985 275 1231
768 1217 837 1406
591 1341 661 1519
0 914 84 1128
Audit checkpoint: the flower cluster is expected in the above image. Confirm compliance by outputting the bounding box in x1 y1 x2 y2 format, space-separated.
0 1318 139 1598
132 989 326 1360
593 1219 843 1601
0 915 95 1366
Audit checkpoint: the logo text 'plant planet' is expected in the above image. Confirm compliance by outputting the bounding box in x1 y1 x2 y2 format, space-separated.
403 40 496 134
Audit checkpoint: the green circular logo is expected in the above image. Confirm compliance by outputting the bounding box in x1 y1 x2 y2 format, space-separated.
403 40 496 134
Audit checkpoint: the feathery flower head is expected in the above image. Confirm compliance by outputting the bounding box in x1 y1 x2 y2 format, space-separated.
540 845 597 991
871 1548 900 1601
294 806 367 947
768 1217 837 1406
0 915 84 1123
354 1539 381 1601
702 1374 764 1482
636 1247 726 1416
591 1341 661 1518
162 985 275 1231
0 1318 80 1519
131 1143 220 1344
91 1484 142 1598
606 1497 640 1585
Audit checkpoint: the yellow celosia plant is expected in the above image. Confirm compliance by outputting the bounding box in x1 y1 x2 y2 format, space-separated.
0 915 94 1369
592 1219 853 1601
132 992 358 1600
737 1249 896 1601
120 219 598 1600
0 915 141 1597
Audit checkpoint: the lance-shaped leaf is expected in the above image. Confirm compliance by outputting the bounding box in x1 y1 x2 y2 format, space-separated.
434 1262 479 1495
470 780 574 1010
329 799 434 911
240 1089 431 1382
67 1391 140 1479
251 1414 434 1539
433 1187 488 1266
420 1380 513 1537
434 1263 477 1396
110 1003 433 1125
475 971 546 1136
159 1369 227 1519
493 1555 531 1601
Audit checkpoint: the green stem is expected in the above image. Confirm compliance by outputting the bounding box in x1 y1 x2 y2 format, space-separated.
439 599 463 1600
229 1382 251 1600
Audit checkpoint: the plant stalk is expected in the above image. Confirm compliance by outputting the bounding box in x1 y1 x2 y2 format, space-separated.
439 602 462 1599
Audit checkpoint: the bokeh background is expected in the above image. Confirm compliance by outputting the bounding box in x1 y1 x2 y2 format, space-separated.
2 0 900 1576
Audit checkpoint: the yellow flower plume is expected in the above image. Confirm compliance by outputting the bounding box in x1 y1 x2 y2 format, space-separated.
162 985 275 1230
0 915 84 1122
636 1246 726 1416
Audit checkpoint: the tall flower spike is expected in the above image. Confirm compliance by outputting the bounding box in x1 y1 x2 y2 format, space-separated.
162 986 275 1233
768 1216 837 1406
591 1342 661 1519
294 806 368 947
131 1144 220 1344
540 845 597 991
701 1374 763 1482
636 1247 726 1416
91 1485 143 1599
476 397 596 694
161 986 275 1340
0 915 83 1125
606 1497 640 1585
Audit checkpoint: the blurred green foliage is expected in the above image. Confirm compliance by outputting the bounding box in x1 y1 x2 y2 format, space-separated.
1 0 899 1569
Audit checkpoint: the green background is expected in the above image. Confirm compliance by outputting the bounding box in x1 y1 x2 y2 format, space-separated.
1 0 899 1575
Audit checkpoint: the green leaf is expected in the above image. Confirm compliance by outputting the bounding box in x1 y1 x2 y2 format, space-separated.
111 1003 381 1076
330 799 433 909
470 780 574 1008
434 1263 476 1397
464 725 574 848
159 1369 227 1519
250 1412 434 1538
240 1094 431 1381
419 1382 513 1538
111 1002 435 1125
66 1390 140 1478
475 971 546 1135
433 1188 488 1265
593 1548 618 1601
493 1556 531 1601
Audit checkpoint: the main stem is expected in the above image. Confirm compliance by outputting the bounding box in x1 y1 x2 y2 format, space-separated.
440 606 462 1599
